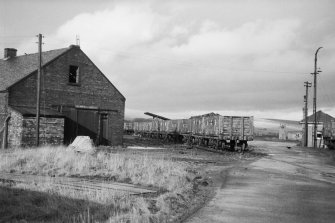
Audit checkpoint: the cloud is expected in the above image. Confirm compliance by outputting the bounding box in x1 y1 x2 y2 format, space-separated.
172 19 301 57
16 1 335 120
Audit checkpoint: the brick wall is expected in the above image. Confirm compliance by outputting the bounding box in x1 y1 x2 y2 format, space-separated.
8 46 125 146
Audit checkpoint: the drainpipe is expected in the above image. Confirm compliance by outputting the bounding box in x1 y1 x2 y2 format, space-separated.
2 116 10 149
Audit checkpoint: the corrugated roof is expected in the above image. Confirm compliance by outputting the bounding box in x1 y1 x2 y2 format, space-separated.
10 106 64 117
0 47 69 91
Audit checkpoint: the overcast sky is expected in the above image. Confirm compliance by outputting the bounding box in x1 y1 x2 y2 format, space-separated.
1 0 334 120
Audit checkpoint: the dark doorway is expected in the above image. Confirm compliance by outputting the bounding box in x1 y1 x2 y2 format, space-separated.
77 109 98 142
63 108 77 144
64 108 99 145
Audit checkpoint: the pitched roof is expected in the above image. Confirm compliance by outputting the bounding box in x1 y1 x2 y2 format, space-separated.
301 110 335 123
0 47 69 91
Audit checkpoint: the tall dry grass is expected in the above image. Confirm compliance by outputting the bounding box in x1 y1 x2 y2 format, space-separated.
0 146 195 222
0 145 189 191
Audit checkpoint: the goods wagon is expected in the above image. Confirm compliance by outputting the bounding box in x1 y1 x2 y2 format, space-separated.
176 119 192 134
185 114 253 150
190 113 220 136
129 113 254 151
221 116 254 141
124 122 134 134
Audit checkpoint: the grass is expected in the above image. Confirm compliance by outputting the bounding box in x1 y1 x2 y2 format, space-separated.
0 146 189 191
0 145 197 222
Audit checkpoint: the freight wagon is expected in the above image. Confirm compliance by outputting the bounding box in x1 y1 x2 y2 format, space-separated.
130 112 254 151
185 113 253 150
124 122 134 134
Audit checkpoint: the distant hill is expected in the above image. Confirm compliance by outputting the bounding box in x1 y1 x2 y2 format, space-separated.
254 118 301 138
125 118 151 122
265 118 300 126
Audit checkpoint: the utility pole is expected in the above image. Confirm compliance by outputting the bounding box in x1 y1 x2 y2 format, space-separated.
36 34 42 147
304 81 311 147
312 47 323 148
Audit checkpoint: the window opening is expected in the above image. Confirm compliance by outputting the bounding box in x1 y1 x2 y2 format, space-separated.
69 65 79 84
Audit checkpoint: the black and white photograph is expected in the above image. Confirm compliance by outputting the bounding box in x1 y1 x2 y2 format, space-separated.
0 0 335 222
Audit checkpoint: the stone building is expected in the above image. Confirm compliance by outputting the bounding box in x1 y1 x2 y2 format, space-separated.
0 45 125 148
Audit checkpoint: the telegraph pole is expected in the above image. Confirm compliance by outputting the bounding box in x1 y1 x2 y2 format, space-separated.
304 81 311 147
36 34 42 146
312 47 322 148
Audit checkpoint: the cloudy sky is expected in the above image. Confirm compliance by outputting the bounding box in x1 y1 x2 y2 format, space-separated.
1 0 334 120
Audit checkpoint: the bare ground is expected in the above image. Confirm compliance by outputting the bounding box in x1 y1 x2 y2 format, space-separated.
122 135 266 222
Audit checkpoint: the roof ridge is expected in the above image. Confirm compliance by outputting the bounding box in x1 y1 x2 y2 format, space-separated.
12 47 69 58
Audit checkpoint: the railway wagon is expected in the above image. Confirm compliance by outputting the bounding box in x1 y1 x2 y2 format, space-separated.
133 119 164 138
159 119 180 141
190 113 220 136
129 113 254 151
124 122 134 134
220 116 254 149
162 119 178 133
176 119 192 134
186 114 253 150
133 121 149 132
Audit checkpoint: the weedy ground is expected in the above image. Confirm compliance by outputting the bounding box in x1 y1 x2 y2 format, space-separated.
0 137 265 222
0 144 200 223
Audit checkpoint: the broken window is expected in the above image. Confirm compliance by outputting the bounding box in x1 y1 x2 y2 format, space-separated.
69 65 79 84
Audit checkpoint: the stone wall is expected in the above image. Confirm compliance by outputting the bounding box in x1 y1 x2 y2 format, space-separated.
7 108 23 148
7 106 64 148
0 92 8 128
21 117 64 147
8 46 125 146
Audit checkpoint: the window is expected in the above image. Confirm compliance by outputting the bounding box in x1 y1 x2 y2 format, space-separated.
69 65 79 84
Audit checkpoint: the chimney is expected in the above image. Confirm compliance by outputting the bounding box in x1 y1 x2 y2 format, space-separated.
4 48 17 58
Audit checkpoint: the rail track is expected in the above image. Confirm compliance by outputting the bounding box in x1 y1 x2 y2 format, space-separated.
0 172 157 196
